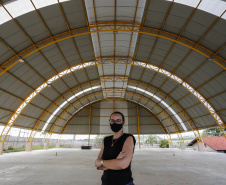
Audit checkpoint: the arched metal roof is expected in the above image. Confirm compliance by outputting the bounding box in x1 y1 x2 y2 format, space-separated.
0 0 225 143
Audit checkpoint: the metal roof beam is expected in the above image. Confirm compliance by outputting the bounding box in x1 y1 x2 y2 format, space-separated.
1 23 225 79
30 0 90 107
59 93 170 136
1 59 225 143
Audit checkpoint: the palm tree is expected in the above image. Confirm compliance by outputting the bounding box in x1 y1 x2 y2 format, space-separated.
145 136 157 146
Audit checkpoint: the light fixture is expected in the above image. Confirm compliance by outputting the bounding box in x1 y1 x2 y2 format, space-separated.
208 58 213 61
19 59 25 63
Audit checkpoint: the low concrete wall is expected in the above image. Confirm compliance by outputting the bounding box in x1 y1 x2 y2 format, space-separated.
3 136 92 150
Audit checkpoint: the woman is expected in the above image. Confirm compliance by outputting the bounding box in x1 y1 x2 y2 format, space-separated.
95 111 136 185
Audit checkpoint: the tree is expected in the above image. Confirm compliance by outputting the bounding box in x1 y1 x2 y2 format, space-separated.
145 136 157 146
93 135 104 148
160 139 169 148
202 127 225 137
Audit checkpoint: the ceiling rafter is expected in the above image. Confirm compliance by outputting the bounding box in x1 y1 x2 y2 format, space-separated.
128 80 202 139
96 57 224 127
0 1 85 115
92 0 108 96
81 0 104 100
0 72 73 118
125 89 184 142
44 76 193 134
57 0 98 102
133 0 150 59
58 91 174 136
132 0 175 105
129 91 184 140
1 23 225 77
0 20 77 115
113 0 117 99
42 103 72 146
0 91 68 123
127 0 152 99
137 0 201 106
0 33 77 110
182 43 225 82
65 98 169 135
26 79 101 143
147 43 226 118
45 102 73 143
0 88 61 116
122 0 140 99
0 107 43 123
207 91 226 101
27 102 73 144
147 8 225 100
150 53 225 116
3 58 223 128
1 58 225 143
30 0 90 107
52 91 103 135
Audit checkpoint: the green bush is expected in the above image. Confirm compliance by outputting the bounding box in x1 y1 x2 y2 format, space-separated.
8 146 15 150
160 139 169 148
145 136 158 146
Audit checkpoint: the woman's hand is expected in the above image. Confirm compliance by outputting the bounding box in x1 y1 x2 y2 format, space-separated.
116 151 126 159
95 159 101 168
97 166 108 170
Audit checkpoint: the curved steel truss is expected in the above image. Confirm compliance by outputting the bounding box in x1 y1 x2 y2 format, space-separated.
0 22 225 78
1 58 225 143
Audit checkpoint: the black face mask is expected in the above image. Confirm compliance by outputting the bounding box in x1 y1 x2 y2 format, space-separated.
110 123 123 132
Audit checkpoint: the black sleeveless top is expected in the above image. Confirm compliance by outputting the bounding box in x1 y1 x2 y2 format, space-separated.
101 133 136 185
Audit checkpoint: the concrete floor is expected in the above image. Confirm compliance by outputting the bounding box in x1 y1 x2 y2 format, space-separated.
0 148 225 185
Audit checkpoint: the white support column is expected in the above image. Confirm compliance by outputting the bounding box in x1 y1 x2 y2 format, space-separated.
180 142 186 150
25 142 32 151
55 141 60 148
169 142 173 148
198 142 206 151
0 142 4 155
44 143 49 150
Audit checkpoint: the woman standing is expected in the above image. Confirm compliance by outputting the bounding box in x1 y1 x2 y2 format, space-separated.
95 111 136 185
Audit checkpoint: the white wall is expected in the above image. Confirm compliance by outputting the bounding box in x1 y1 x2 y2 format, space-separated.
192 142 217 152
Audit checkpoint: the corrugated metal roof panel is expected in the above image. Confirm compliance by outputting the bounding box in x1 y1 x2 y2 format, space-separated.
74 34 95 62
22 103 44 118
15 116 36 128
0 22 31 53
209 92 226 111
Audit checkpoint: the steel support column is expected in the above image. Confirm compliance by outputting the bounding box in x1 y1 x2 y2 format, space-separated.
88 106 91 146
136 106 141 149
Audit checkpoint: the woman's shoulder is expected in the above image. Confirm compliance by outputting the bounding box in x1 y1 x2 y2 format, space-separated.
124 133 134 138
124 133 136 144
103 135 113 141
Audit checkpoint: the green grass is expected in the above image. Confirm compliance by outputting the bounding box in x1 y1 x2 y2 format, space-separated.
31 145 44 150
4 146 26 153
3 145 79 153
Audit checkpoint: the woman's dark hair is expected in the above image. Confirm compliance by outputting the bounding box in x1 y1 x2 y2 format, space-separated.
110 111 125 122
